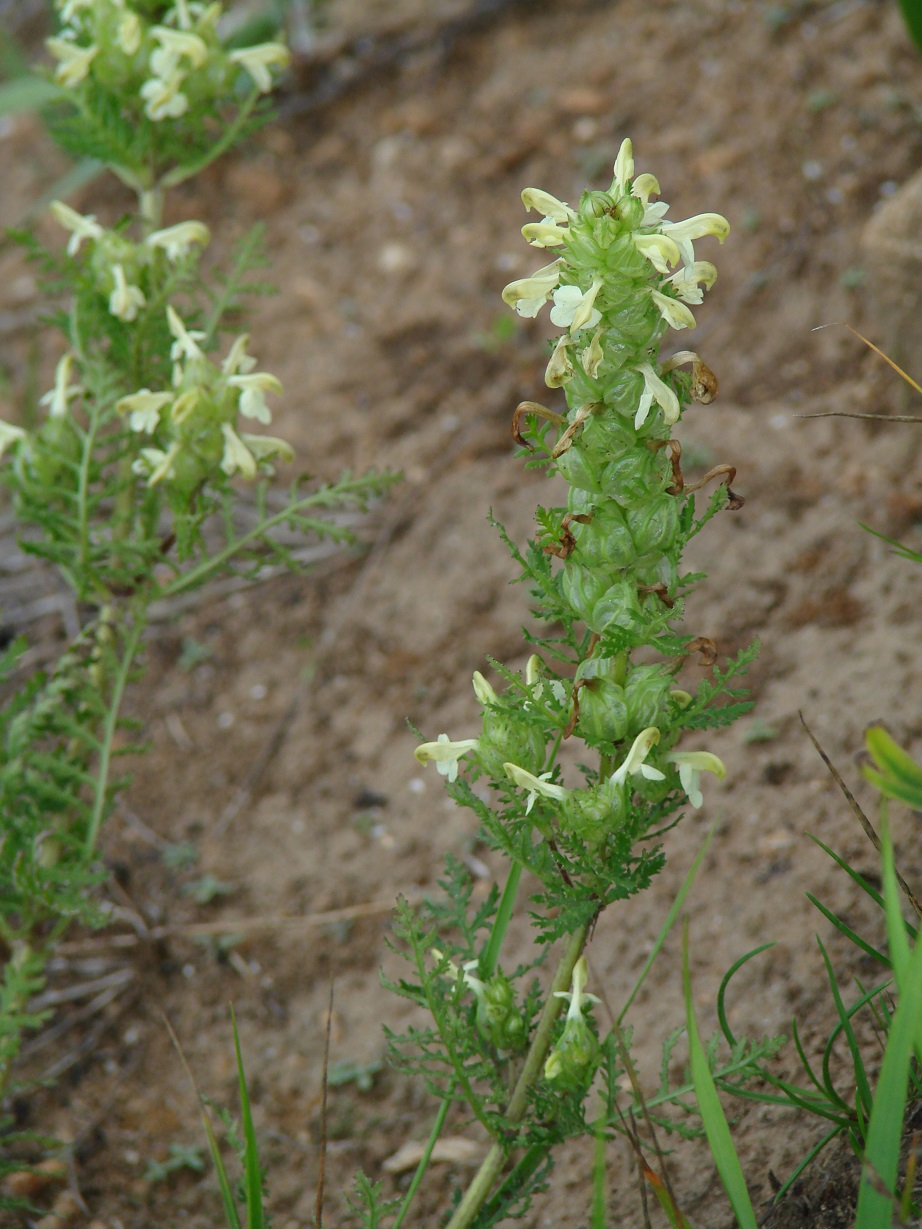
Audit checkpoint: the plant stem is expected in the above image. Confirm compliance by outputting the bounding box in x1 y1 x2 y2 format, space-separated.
444 923 590 1229
391 1087 453 1229
480 862 522 979
84 605 145 860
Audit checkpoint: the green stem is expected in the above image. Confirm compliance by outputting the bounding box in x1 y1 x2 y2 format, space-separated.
480 862 522 979
444 923 590 1229
158 478 381 600
84 606 145 860
160 91 260 191
391 1088 453 1229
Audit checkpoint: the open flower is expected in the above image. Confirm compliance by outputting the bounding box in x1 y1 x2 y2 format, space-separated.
49 200 104 256
133 442 181 486
521 188 575 223
40 354 81 418
238 432 294 469
46 37 98 87
220 423 257 479
522 220 569 249
503 762 568 814
651 288 697 331
222 334 258 377
609 728 666 787
228 372 283 423
150 26 208 69
667 261 718 305
167 306 206 363
501 260 564 318
116 389 173 433
549 280 602 334
415 733 480 782
664 750 726 809
633 232 680 274
146 221 210 262
229 42 291 92
660 212 730 272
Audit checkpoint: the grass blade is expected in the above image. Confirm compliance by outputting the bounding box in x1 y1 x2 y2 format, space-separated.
855 845 922 1225
230 1007 265 1229
683 919 757 1229
618 823 716 1025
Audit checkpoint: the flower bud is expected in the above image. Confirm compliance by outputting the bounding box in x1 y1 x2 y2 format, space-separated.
623 665 673 732
475 971 528 1054
477 708 546 780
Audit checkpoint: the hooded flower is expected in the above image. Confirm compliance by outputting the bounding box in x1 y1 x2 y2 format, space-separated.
228 372 283 424
167 306 206 363
503 762 568 814
650 288 697 332
660 212 730 273
116 389 173 433
220 423 257 479
664 750 726 809
609 728 665 787
109 264 146 322
39 354 81 418
46 37 98 87
133 441 181 486
50 200 104 256
415 732 480 782
229 42 290 92
501 260 564 318
634 362 680 429
146 221 210 262
521 187 575 223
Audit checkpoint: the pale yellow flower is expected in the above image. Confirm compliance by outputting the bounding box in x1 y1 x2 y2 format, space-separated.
46 37 98 88
228 43 290 92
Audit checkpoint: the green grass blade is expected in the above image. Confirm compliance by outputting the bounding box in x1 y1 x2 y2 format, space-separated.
816 937 872 1118
805 894 889 967
165 1016 241 1229
716 943 776 1046
618 823 716 1025
590 1125 607 1229
880 818 911 990
855 860 922 1224
683 920 757 1229
230 1008 265 1229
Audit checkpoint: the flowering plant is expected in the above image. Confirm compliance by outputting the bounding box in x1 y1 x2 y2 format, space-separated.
0 0 393 1131
370 140 764 1227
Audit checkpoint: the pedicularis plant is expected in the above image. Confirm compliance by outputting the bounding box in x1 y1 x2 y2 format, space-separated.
372 143 760 1227
0 0 392 1114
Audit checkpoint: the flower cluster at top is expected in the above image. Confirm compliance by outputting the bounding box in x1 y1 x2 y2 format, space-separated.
0 200 291 494
414 140 733 847
501 140 727 415
46 0 289 123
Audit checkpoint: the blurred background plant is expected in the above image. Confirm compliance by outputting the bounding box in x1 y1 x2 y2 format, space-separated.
0 0 392 1214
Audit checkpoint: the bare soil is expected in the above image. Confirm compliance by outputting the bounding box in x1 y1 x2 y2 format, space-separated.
3 1 922 1226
